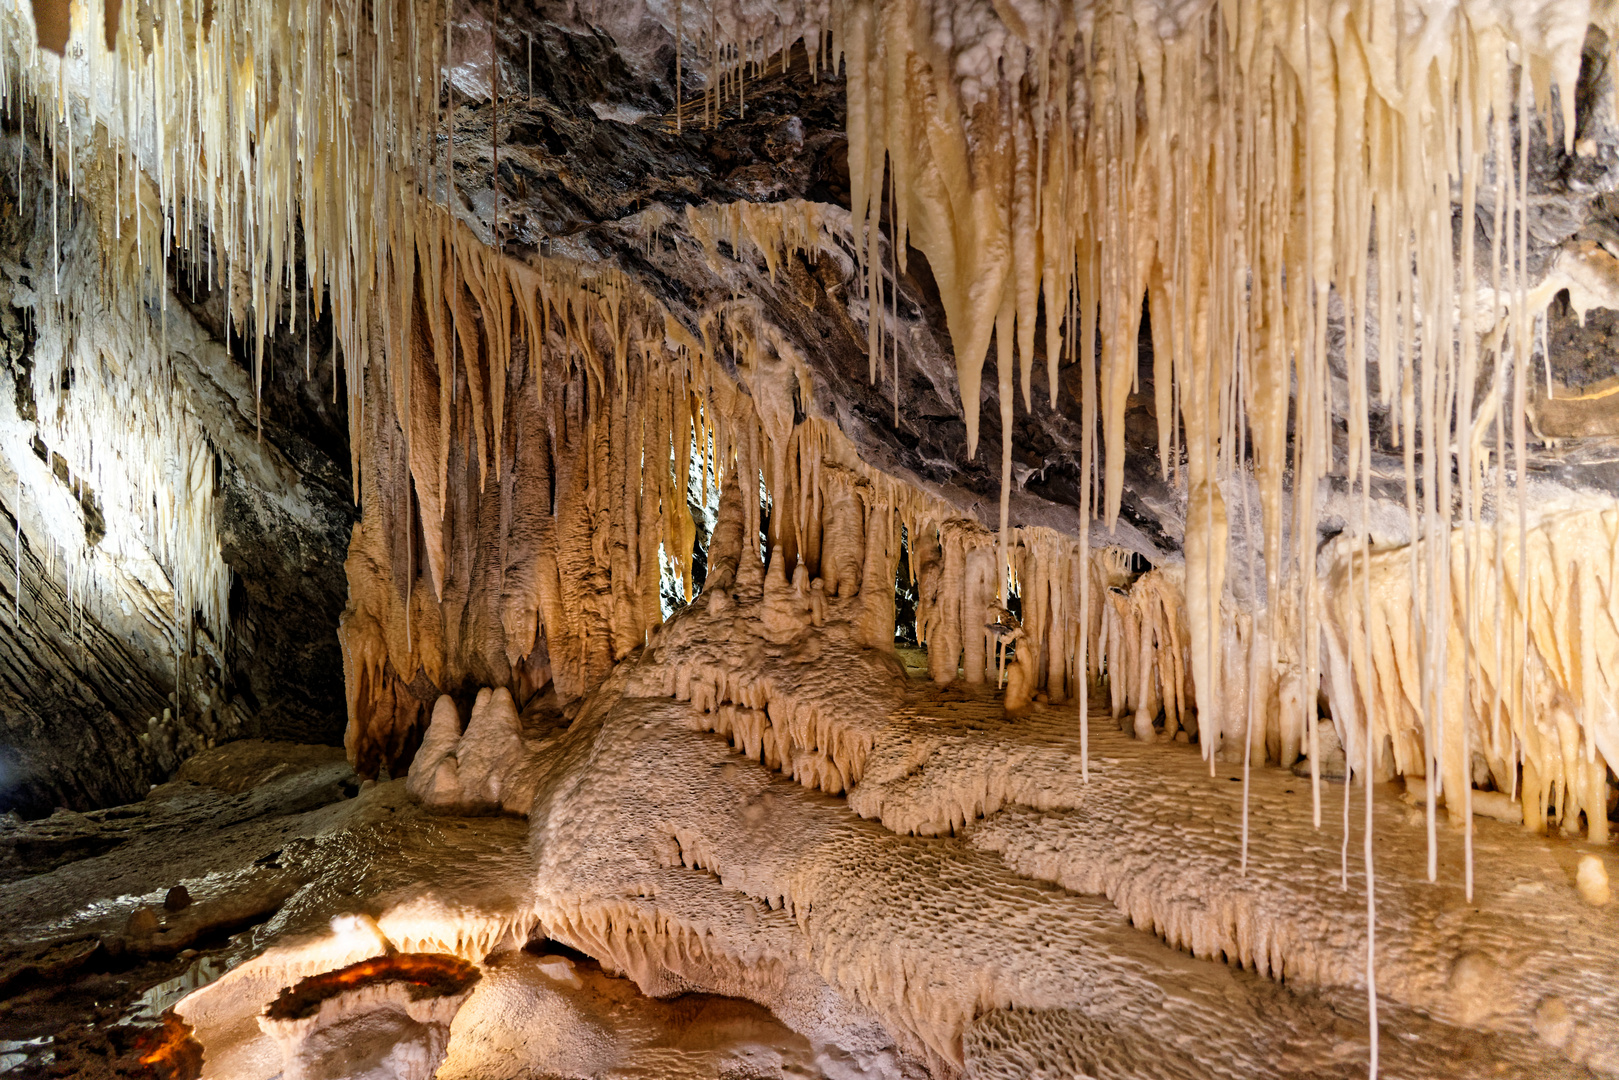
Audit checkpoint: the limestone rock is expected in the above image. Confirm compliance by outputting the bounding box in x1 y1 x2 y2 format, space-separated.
1577 855 1610 907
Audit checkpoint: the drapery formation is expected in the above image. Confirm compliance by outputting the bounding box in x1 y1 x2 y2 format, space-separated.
1 0 1614 830
336 204 1192 775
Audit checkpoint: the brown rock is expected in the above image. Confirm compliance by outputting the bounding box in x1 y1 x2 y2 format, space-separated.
125 906 159 937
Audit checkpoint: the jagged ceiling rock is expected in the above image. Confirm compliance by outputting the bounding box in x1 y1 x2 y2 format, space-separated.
441 2 1619 565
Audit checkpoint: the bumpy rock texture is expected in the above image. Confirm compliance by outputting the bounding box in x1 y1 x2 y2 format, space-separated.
166 594 1617 1078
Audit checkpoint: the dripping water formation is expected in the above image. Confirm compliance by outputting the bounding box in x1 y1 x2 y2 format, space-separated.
0 0 1611 1077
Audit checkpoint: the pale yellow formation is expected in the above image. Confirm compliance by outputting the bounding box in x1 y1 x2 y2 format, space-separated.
1577 854 1612 906
1097 564 1190 742
1323 501 1619 843
330 190 1206 776
686 198 836 283
6 4 1619 1075
668 0 1617 800
0 0 454 529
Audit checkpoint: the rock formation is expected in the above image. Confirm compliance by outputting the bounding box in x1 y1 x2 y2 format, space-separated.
0 0 1612 1077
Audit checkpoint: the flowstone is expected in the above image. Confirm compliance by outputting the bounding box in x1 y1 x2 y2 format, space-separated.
141 580 1618 1079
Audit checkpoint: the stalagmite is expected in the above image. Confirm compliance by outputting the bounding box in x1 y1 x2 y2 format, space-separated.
1578 855 1612 907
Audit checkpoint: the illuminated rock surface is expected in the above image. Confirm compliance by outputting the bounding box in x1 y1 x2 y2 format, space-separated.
258 954 480 1080
0 0 1613 1077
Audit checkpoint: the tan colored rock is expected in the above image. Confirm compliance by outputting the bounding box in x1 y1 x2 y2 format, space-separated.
1576 855 1610 907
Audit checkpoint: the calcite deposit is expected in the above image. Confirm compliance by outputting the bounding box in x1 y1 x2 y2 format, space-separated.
0 0 1614 1077
258 955 480 1080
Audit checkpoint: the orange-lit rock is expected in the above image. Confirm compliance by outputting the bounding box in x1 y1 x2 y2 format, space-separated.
259 954 481 1080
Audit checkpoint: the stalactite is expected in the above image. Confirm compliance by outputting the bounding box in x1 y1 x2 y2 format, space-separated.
9 13 1619 1075
1322 503 1619 844
331 193 1218 776
654 1 1619 893
14 150 230 713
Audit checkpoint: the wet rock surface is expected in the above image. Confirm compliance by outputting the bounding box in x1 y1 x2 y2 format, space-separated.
0 741 361 1078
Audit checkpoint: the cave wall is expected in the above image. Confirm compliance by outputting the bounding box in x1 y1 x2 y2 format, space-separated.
0 0 1618 819
0 133 353 814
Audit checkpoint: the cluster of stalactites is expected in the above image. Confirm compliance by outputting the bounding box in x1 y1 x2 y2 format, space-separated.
0 124 230 721
662 2 1619 847
350 190 1619 852
339 224 704 774
334 208 877 773
0 0 456 453
1322 503 1619 843
334 206 1196 774
1096 564 1190 740
832 0 1618 784
686 199 837 285
913 530 1193 733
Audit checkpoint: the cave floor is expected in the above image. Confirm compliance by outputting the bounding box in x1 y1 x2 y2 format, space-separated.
518 638 1618 1079
0 662 1612 1078
610 596 1619 1075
